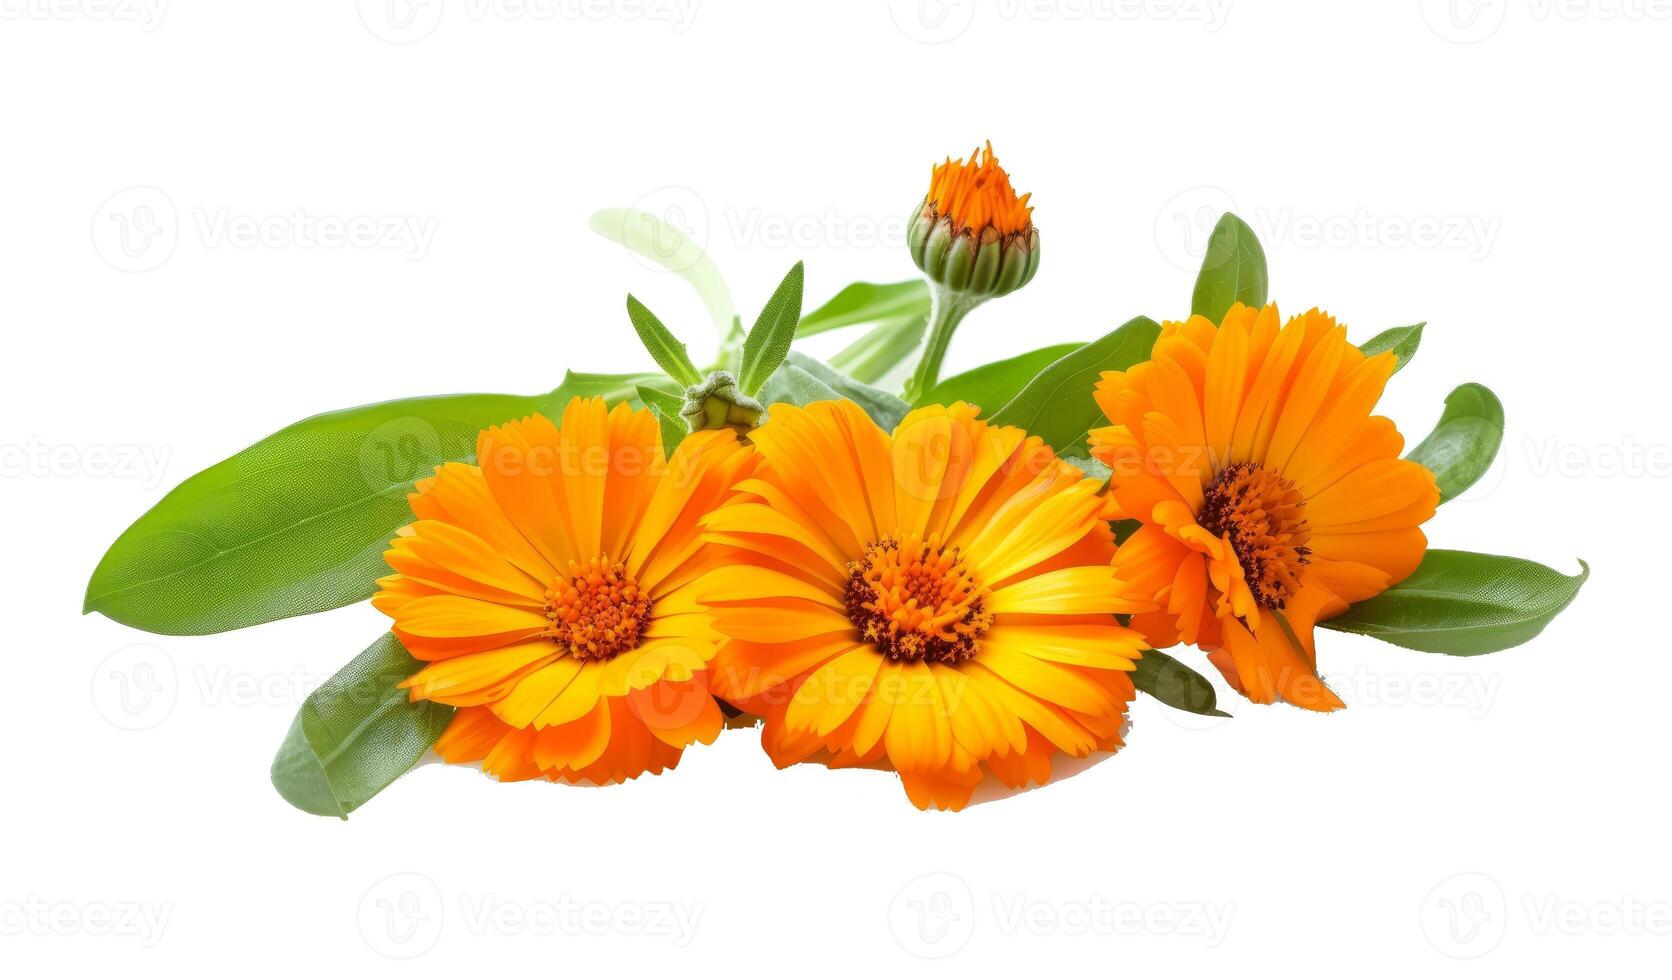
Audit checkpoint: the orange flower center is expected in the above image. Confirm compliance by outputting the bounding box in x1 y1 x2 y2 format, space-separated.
543 557 652 661
926 141 1033 238
1198 463 1312 610
844 533 993 665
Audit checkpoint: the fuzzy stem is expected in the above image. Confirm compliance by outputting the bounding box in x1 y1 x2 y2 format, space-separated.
903 288 983 404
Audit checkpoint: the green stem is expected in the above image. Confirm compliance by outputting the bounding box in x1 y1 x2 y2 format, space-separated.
903 288 983 404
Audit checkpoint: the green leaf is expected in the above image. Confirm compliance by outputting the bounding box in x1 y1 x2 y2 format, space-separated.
589 207 735 337
1190 213 1268 323
1321 550 1587 655
271 634 452 818
626 295 704 387
83 389 566 635
635 385 688 455
1407 382 1504 503
919 342 1081 411
989 317 1161 455
737 262 806 395
1132 649 1231 718
757 364 843 409
634 383 684 417
785 352 910 431
651 407 687 454
797 280 930 337
564 370 677 404
827 315 926 384
85 374 664 637
1358 322 1425 374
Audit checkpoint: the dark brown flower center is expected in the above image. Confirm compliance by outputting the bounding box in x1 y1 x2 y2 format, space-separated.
1198 462 1312 610
844 533 993 665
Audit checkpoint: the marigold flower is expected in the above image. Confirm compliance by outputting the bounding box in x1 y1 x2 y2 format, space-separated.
698 399 1148 810
1090 303 1440 710
372 397 755 784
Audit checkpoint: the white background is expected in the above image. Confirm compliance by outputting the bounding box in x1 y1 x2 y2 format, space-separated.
2 0 1665 974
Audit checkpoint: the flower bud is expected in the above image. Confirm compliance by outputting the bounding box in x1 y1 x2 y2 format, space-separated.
902 142 1041 402
681 370 766 434
908 142 1040 301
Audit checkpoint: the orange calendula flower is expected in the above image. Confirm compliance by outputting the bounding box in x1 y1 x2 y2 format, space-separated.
698 399 1148 811
1090 303 1440 711
373 397 755 784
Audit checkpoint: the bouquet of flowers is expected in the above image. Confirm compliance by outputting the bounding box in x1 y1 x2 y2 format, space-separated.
85 144 1586 815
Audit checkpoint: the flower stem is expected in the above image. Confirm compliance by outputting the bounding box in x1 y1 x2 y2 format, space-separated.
903 288 983 404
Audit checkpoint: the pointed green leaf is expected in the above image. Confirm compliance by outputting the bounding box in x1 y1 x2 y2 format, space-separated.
1190 212 1268 323
635 384 688 455
797 280 930 337
989 317 1161 455
270 634 452 818
1132 649 1231 717
86 391 550 634
634 383 685 420
589 207 735 336
1407 382 1504 503
1359 322 1425 374
652 407 687 455
737 262 806 395
919 342 1081 411
625 295 704 387
83 374 663 636
1321 551 1587 655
